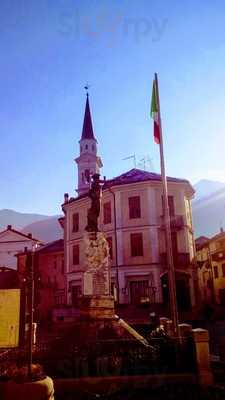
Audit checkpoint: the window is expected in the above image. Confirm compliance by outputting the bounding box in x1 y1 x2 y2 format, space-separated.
61 258 64 274
84 169 90 182
71 285 81 306
129 196 141 219
130 280 149 304
103 202 112 224
107 236 113 259
222 263 225 277
54 259 57 269
214 265 219 279
72 213 79 232
73 245 79 265
92 144 95 152
162 195 175 216
130 233 143 257
55 289 65 305
85 144 88 150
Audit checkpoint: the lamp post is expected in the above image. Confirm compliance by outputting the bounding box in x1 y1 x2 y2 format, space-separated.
27 243 37 378
108 187 119 304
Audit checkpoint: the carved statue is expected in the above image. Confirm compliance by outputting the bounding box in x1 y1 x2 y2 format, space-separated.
85 173 103 232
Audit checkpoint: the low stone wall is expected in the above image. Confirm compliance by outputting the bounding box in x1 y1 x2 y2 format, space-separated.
54 374 197 397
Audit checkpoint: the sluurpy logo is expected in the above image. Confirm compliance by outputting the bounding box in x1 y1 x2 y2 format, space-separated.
57 7 168 47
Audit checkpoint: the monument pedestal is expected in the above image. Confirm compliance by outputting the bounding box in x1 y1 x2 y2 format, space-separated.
71 230 146 345
79 295 115 319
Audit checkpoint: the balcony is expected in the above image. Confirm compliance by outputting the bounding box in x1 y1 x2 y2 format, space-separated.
160 252 190 267
159 215 185 231
211 250 225 262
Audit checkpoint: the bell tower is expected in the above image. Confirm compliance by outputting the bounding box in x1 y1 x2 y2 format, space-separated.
75 89 103 196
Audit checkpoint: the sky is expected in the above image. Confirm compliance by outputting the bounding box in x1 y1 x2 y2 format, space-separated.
0 0 225 215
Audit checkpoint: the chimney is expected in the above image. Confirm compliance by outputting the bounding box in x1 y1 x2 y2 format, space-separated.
7 225 12 230
64 193 69 203
28 233 32 239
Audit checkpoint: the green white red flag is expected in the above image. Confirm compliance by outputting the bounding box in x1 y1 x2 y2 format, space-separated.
151 79 160 144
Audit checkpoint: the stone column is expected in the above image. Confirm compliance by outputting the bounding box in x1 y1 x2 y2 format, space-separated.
192 328 213 386
179 323 192 337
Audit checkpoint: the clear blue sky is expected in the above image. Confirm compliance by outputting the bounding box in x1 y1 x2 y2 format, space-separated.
0 0 225 215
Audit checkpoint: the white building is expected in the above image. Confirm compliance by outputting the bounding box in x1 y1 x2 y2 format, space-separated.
0 225 41 270
62 93 196 316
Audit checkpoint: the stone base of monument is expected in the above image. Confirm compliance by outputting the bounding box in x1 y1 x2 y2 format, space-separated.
73 295 148 345
67 230 149 346
79 295 115 319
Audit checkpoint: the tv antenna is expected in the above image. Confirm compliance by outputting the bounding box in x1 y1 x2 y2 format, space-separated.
122 154 136 168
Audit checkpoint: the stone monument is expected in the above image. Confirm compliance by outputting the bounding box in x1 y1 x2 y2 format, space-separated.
77 174 148 346
80 174 114 319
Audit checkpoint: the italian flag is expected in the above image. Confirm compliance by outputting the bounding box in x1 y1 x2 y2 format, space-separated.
151 79 160 144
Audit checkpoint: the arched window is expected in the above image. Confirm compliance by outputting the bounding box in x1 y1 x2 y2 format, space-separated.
92 144 95 152
85 144 88 150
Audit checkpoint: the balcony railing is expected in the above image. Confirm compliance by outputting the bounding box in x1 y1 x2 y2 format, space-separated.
159 215 185 231
160 252 190 266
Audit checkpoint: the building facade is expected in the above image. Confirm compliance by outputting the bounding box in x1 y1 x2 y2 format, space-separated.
196 230 225 306
62 93 196 314
17 239 65 324
0 225 41 270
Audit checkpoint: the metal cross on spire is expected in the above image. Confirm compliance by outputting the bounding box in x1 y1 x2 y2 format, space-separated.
84 83 90 96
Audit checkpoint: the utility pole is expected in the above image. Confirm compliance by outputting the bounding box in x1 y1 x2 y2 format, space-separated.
27 245 35 379
207 243 215 304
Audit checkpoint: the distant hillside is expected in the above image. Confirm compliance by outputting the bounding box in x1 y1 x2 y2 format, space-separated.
193 179 225 202
22 217 63 242
0 209 52 231
192 183 225 237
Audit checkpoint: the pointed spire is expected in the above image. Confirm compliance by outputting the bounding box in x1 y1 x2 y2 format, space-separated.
81 92 95 140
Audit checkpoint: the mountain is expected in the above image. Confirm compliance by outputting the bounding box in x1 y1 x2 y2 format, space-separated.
193 179 225 202
192 181 225 238
0 209 62 243
0 209 52 231
22 217 63 242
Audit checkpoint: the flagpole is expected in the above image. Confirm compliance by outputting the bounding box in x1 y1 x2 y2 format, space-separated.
154 73 179 335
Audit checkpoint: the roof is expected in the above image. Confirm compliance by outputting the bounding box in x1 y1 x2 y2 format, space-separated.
209 230 225 243
81 94 95 140
196 231 225 251
0 225 41 242
195 236 210 250
64 168 194 206
36 239 64 254
103 168 191 188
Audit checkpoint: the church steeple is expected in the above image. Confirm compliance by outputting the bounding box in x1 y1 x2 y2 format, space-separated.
81 93 95 141
75 90 103 196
